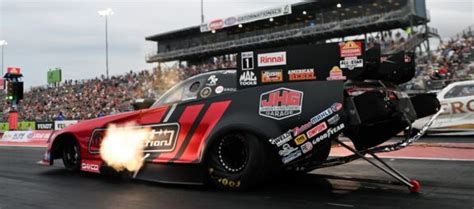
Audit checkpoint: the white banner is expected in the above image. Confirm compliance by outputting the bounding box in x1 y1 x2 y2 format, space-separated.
200 4 292 32
1 131 32 142
54 120 78 131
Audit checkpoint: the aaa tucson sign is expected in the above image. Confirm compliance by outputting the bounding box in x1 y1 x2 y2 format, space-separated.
259 87 303 120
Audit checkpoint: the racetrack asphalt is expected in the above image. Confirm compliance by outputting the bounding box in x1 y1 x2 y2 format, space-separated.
0 142 473 209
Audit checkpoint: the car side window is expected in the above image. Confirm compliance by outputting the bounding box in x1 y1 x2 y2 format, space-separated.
444 85 474 99
155 76 206 106
154 70 237 107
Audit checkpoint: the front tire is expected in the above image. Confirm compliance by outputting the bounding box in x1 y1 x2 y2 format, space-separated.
206 132 272 190
62 139 81 172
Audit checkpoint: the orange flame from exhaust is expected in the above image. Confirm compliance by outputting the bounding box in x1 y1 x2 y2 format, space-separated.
99 122 152 172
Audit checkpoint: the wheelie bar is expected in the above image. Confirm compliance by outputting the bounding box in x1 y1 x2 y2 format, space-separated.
297 110 443 192
334 139 420 193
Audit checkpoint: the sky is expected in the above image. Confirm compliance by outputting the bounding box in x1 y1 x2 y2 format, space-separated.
0 0 473 88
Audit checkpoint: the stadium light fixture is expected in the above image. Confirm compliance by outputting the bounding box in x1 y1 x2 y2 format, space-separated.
302 11 307 15
269 18 274 22
98 8 114 17
238 24 243 28
337 3 342 8
0 40 7 76
211 30 216 34
98 8 113 79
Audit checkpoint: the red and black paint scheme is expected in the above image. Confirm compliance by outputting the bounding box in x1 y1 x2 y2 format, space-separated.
38 41 440 190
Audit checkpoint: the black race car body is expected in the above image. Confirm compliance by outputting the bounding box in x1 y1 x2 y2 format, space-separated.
39 41 440 190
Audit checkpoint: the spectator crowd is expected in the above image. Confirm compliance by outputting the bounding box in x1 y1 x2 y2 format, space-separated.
0 58 235 122
403 29 473 91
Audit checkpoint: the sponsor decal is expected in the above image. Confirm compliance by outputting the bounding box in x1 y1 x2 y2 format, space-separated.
239 71 257 86
257 51 287 67
81 160 101 173
200 87 212 98
294 134 307 146
312 123 345 145
306 122 327 138
288 68 316 81
143 123 180 153
310 103 342 124
278 143 298 156
209 168 241 188
207 75 218 86
209 19 224 30
35 122 54 130
259 87 303 120
340 57 363 70
261 69 283 83
443 100 474 114
282 150 302 164
311 109 333 124
339 41 362 58
300 141 313 154
327 114 340 125
223 87 237 92
54 120 78 131
215 86 224 94
331 103 343 111
327 66 347 80
269 131 292 147
241 51 254 70
291 121 312 137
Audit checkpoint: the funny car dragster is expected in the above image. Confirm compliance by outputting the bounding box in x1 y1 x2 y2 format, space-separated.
39 41 440 192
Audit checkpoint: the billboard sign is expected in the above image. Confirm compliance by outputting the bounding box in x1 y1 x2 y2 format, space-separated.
47 68 62 84
7 67 21 75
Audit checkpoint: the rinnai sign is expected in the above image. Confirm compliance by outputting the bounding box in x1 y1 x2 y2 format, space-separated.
258 51 287 67
200 4 292 32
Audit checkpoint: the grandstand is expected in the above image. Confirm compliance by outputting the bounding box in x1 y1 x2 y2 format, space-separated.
146 0 431 64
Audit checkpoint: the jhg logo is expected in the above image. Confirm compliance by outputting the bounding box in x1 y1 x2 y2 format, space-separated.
144 123 180 153
259 87 303 120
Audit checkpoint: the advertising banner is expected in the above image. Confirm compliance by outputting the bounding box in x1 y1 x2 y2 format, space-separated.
200 4 292 32
35 122 54 130
0 130 52 147
18 121 36 130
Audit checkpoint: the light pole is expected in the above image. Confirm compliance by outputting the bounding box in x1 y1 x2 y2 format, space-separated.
201 0 205 23
0 40 7 76
98 8 113 79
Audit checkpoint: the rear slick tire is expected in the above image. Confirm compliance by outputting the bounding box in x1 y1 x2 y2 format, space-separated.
206 132 269 190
